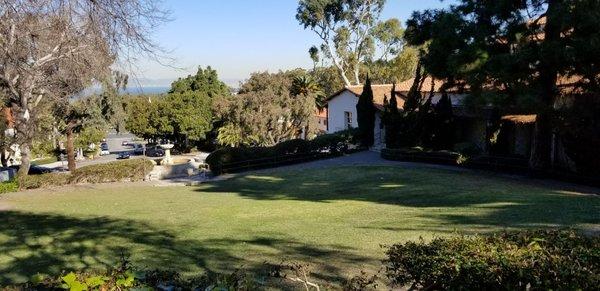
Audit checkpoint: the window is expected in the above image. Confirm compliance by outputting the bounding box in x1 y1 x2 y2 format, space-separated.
344 111 353 129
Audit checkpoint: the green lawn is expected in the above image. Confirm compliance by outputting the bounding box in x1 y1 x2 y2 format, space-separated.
0 166 598 285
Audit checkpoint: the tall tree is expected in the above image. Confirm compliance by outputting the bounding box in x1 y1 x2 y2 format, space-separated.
169 66 230 97
163 91 213 150
0 0 168 176
291 74 327 110
213 70 316 146
405 0 600 169
100 71 129 134
356 76 376 146
383 84 401 147
431 93 454 150
297 0 404 85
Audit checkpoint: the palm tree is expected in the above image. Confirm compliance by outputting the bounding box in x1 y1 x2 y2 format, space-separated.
217 123 244 147
291 75 327 110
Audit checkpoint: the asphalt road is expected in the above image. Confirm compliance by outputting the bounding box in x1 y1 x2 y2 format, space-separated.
39 132 143 170
105 132 137 154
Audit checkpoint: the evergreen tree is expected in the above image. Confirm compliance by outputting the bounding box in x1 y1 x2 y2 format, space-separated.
431 92 454 150
169 66 230 98
356 76 376 147
383 84 402 148
405 0 600 170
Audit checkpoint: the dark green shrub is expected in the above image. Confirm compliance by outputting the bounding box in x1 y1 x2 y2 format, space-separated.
312 128 360 154
0 180 19 194
207 130 362 174
70 159 154 184
385 230 600 290
206 146 275 174
273 139 312 155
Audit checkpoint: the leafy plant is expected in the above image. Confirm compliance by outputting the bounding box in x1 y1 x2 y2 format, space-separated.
384 230 600 290
60 272 88 291
0 180 19 194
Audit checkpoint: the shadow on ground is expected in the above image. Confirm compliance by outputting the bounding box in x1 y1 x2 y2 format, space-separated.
198 166 600 231
0 211 372 285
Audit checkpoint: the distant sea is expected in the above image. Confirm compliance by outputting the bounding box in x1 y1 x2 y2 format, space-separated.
120 87 170 95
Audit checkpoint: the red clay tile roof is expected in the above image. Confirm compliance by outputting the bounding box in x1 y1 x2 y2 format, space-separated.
501 114 537 124
327 78 452 111
328 84 405 109
396 77 447 92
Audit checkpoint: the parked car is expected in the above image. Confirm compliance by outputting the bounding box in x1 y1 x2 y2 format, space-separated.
133 144 144 155
100 143 110 156
8 165 54 175
121 141 131 146
117 152 131 160
145 145 165 157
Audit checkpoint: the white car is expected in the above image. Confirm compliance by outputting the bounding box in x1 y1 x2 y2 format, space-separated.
100 143 110 156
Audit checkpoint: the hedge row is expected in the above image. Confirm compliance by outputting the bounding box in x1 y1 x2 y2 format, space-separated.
381 147 530 172
206 129 361 175
385 230 600 290
19 159 155 190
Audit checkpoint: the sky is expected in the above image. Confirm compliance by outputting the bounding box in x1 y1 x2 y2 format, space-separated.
131 0 455 88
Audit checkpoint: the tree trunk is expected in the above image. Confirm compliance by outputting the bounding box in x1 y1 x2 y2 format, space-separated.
354 65 361 85
1 147 8 168
14 105 34 178
66 126 76 172
530 0 562 170
18 142 31 178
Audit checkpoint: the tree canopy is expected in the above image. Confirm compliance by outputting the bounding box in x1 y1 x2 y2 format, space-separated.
0 0 168 176
169 66 231 97
405 0 600 170
214 70 316 147
297 0 405 85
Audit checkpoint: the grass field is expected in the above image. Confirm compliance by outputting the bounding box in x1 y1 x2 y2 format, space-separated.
0 166 598 284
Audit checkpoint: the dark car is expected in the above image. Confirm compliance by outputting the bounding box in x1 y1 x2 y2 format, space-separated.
145 146 165 157
133 144 144 155
117 152 131 159
8 165 54 175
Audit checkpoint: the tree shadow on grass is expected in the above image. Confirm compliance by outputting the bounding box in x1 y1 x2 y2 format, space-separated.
0 210 375 285
198 166 600 232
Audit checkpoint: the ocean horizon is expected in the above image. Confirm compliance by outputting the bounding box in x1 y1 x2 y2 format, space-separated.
120 86 170 95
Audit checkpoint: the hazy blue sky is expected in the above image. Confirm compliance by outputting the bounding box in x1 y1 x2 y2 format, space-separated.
132 0 454 87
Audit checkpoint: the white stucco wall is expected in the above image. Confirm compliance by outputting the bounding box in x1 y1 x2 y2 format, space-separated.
327 91 359 133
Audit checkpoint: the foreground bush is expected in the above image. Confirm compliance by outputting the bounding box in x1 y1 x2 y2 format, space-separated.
0 180 19 194
385 230 600 290
5 230 597 290
207 129 362 174
69 159 154 184
19 173 70 190
19 159 155 190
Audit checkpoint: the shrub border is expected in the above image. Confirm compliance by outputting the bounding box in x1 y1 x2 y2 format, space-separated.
381 148 600 187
